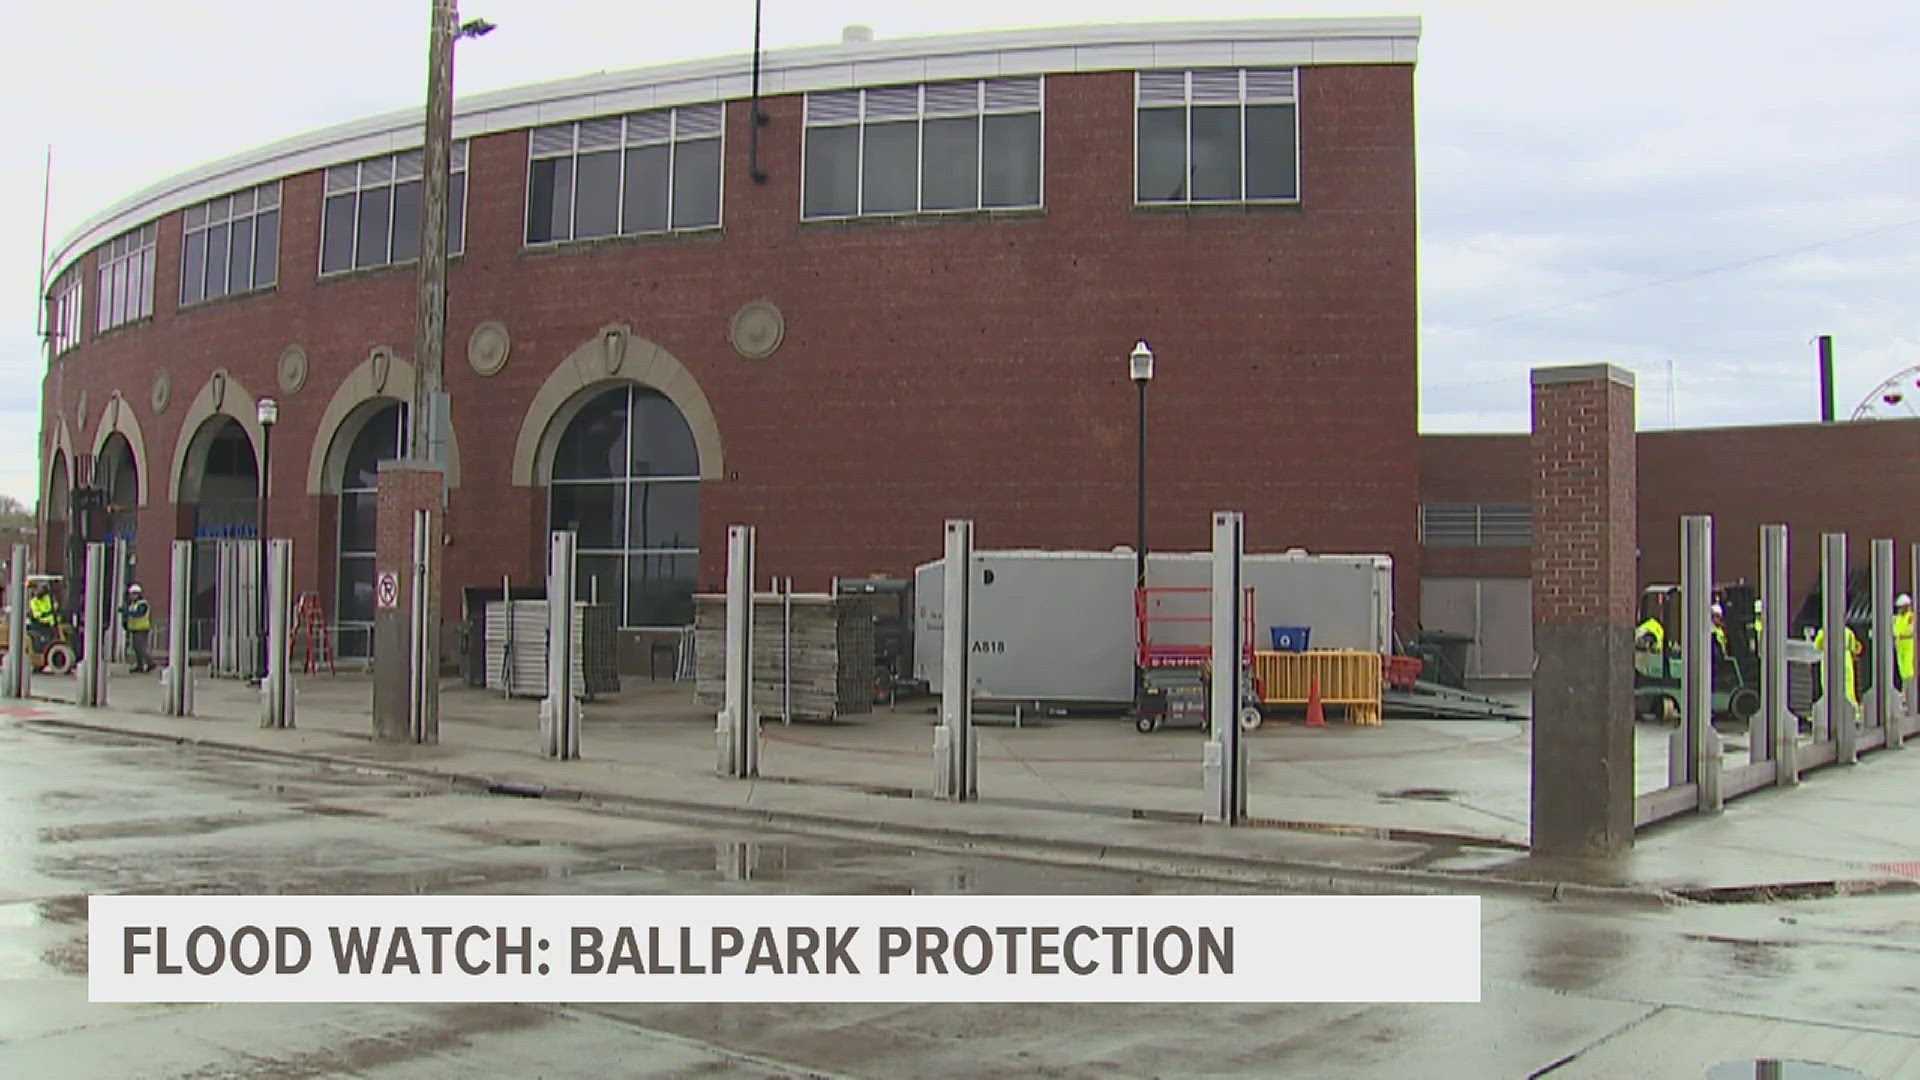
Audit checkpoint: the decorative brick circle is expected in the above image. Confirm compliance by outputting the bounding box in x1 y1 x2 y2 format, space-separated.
469 321 511 377
278 344 308 395
729 300 785 360
152 370 171 414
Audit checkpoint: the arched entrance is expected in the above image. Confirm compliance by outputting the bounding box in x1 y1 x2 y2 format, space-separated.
43 450 70 575
98 433 139 544
179 416 260 635
545 384 700 628
330 401 407 657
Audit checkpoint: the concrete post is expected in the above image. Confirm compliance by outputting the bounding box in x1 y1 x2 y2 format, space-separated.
540 530 581 759
718 525 759 778
1761 525 1795 785
3 543 28 700
163 540 192 716
1681 515 1720 812
1873 538 1900 748
260 539 295 729
934 520 977 801
77 542 108 708
1824 532 1855 764
1529 364 1638 857
1204 511 1247 826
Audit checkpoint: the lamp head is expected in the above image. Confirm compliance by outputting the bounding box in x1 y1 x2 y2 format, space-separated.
256 397 279 427
458 17 496 38
1129 340 1154 383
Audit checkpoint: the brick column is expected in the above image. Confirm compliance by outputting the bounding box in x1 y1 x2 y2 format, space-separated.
371 461 444 742
1530 364 1638 857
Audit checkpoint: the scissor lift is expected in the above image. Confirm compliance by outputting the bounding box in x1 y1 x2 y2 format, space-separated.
1133 585 1264 733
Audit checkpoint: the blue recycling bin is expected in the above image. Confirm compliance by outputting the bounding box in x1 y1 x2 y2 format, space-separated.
1269 626 1311 652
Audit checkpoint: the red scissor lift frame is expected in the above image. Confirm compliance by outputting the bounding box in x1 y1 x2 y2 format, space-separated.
1135 586 1263 699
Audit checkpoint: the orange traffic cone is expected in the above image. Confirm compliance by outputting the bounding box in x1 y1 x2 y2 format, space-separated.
1304 676 1327 728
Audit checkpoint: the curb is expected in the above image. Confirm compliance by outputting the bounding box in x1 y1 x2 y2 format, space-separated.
23 714 1695 907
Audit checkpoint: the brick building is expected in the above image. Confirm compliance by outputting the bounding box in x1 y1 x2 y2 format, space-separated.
37 17 1424 665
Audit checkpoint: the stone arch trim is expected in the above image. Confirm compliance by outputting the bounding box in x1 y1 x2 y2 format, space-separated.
168 369 266 506
510 331 724 486
305 353 463 495
43 416 76 514
90 393 152 507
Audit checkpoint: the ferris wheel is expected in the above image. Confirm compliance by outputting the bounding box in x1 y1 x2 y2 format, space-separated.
1851 365 1920 421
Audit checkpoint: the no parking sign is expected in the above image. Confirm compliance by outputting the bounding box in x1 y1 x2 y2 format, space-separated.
376 571 399 611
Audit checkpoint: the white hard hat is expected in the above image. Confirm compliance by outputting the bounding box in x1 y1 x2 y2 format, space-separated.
1900 594 1913 608
127 583 142 594
1711 603 1723 616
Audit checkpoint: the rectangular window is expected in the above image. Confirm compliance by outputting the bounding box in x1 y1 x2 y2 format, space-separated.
801 77 1044 220
1420 504 1532 548
1135 69 1300 206
49 265 84 354
181 182 280 306
319 143 468 277
524 104 724 245
94 223 157 334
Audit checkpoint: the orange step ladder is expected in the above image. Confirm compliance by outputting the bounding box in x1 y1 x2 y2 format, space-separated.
291 592 337 675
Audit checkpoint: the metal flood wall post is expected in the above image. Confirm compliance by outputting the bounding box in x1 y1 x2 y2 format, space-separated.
77 543 109 708
541 530 581 759
3 544 28 700
1873 538 1901 748
934 520 977 801
108 537 130 664
718 525 759 778
782 577 793 726
1824 532 1856 764
1204 511 1248 826
1681 515 1720 811
260 540 295 729
1912 542 1920 724
407 509 438 745
163 541 193 716
1761 525 1795 785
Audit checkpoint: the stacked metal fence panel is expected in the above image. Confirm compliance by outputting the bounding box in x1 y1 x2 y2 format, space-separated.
483 600 617 700
692 593 874 722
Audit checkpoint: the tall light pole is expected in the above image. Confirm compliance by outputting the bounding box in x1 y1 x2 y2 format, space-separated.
1130 341 1154 699
255 397 278 682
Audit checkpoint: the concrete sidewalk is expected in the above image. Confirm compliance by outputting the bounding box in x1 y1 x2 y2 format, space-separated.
14 667 1920 899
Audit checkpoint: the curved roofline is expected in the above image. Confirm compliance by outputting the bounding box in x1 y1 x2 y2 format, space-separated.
47 15 1420 279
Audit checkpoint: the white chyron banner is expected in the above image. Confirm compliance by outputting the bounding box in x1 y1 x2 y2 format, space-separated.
90 894 1481 1004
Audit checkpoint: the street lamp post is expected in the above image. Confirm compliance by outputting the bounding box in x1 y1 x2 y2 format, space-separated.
1130 341 1154 699
255 397 278 682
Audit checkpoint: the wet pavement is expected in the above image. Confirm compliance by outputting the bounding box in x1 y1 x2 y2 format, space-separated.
5 717 1920 1078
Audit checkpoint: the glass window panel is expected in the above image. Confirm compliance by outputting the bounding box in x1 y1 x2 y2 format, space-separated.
1136 108 1187 202
669 138 721 229
447 172 467 256
1189 105 1242 201
139 247 156 317
574 150 621 238
107 263 125 327
803 127 859 219
253 210 278 287
627 553 698 628
527 158 573 243
861 121 918 214
1245 103 1298 200
116 261 130 324
322 195 357 274
181 230 207 304
204 223 231 299
921 116 979 211
355 186 392 268
342 403 405 490
337 556 375 624
550 388 629 480
338 491 379 553
130 250 146 319
228 216 255 291
575 554 623 611
549 483 627 550
629 389 700 476
629 481 699 550
621 144 670 234
982 112 1042 208
391 179 422 263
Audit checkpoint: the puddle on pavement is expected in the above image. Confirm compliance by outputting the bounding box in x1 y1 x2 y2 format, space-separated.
1706 1062 1867 1079
37 812 276 844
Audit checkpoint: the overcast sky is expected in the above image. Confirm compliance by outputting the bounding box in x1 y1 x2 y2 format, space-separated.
2 0 1916 510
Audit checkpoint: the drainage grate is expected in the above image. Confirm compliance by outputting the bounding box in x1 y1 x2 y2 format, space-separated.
1380 788 1457 801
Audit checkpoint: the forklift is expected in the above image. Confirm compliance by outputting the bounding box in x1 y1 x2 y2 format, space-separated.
1633 582 1761 725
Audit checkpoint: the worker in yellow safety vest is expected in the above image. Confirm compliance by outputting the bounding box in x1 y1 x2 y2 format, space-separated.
1635 616 1665 653
25 582 57 652
1751 599 1764 643
1813 623 1866 706
120 584 154 674
1710 604 1728 655
1896 593 1915 687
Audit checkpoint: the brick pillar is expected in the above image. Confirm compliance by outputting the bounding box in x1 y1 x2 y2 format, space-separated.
371 461 445 742
1530 364 1638 857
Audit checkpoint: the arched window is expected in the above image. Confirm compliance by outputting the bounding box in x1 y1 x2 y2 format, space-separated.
336 403 407 657
547 385 699 628
188 418 259 635
99 434 139 543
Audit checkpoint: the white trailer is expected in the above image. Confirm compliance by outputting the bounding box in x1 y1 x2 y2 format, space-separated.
914 548 1393 707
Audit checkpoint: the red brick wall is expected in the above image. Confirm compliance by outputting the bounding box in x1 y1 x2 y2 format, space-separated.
1422 418 1920 606
1530 371 1637 626
42 64 1421 631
